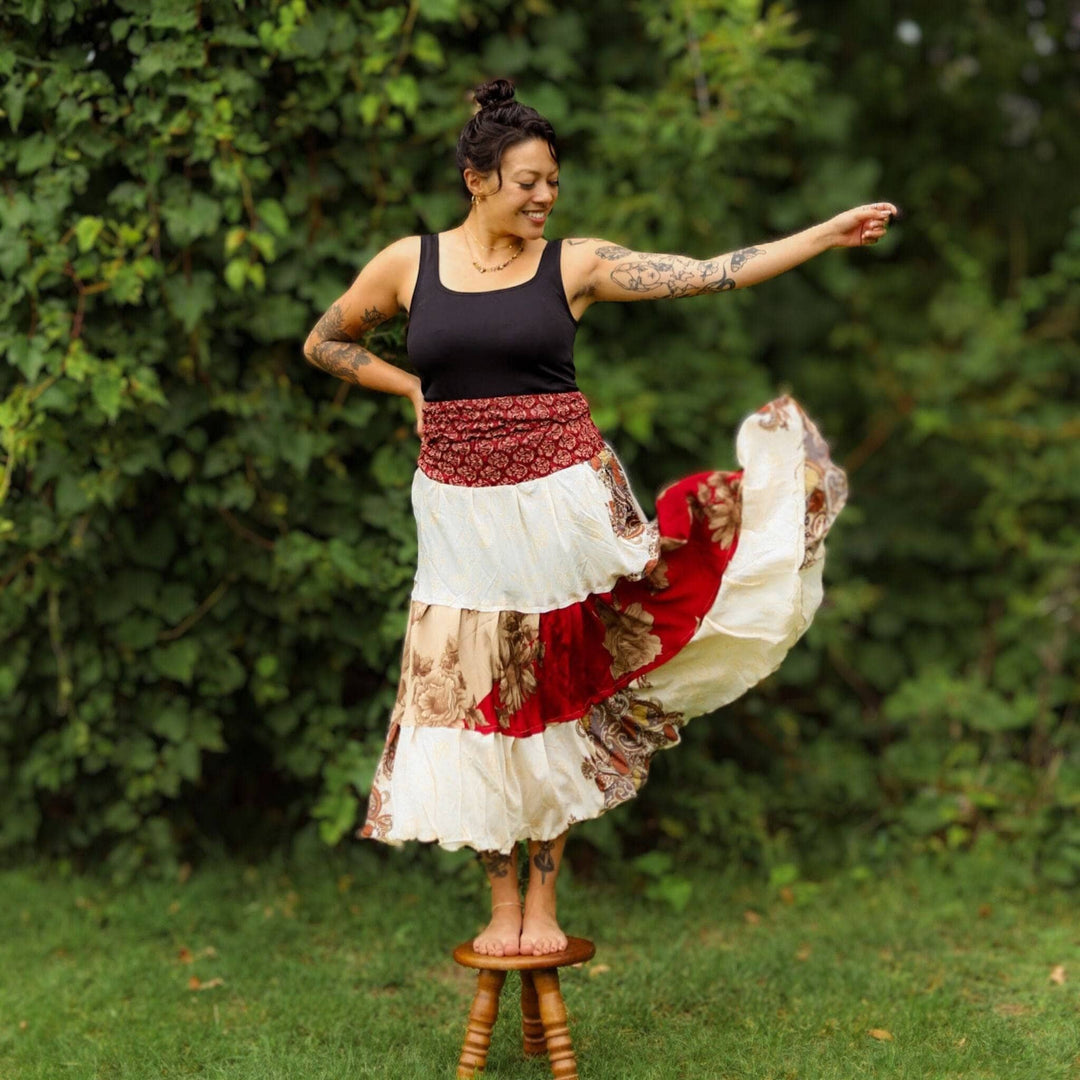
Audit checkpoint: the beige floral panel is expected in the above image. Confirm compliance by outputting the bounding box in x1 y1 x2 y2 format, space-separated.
392 603 544 730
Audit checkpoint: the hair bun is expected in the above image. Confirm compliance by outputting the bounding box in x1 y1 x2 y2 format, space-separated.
473 78 516 110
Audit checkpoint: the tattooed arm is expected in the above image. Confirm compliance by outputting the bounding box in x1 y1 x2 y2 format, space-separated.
563 203 898 317
302 236 425 432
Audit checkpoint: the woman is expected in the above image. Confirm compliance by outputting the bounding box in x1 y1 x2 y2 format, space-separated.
303 79 896 959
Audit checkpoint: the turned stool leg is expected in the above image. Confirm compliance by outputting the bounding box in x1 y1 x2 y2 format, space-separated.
520 970 547 1057
532 968 580 1080
457 968 507 1078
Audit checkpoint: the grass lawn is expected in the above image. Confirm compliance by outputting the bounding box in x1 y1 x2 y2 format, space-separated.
0 845 1077 1080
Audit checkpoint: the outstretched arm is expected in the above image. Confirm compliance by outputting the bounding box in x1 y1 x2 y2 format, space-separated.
568 203 898 305
302 236 425 433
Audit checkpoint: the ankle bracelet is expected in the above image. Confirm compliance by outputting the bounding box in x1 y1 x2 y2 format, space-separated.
491 901 521 910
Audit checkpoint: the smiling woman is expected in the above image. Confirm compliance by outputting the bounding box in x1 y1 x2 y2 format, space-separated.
301 77 895 962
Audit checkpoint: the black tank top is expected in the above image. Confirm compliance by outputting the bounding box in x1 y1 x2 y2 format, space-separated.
406 233 580 402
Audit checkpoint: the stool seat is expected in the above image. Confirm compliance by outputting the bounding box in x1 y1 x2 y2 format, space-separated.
452 935 595 1080
453 935 596 970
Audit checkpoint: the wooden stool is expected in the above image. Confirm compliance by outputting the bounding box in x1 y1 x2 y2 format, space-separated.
452 935 595 1079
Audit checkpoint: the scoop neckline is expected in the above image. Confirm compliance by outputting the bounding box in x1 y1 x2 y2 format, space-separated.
434 232 551 295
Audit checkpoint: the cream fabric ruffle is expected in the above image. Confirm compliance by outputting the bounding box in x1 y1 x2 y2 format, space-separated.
410 449 660 613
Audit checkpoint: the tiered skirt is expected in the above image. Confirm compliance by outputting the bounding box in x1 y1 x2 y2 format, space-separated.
359 391 847 854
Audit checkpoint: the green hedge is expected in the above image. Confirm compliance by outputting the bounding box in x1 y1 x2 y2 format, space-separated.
1 0 1077 883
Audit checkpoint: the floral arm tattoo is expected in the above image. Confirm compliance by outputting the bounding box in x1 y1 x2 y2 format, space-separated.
595 243 766 298
304 301 389 383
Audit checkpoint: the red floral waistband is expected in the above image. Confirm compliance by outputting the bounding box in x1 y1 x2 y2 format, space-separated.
418 391 606 487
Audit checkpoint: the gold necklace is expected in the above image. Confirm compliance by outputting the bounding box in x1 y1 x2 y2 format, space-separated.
462 223 524 273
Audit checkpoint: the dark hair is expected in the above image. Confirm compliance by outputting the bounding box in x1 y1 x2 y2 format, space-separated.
455 79 559 193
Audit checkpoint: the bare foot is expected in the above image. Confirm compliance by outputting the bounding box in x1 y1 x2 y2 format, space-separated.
473 902 522 957
519 893 568 956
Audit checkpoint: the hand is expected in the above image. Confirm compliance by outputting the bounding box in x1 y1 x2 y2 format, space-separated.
409 386 425 437
826 202 900 248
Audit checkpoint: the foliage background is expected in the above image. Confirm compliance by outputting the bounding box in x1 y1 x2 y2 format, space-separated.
1 0 1077 885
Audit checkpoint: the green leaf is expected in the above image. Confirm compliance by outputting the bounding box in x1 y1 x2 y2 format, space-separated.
5 333 48 379
162 191 222 246
129 517 177 570
166 449 195 481
104 802 141 833
358 94 380 125
631 850 673 877
90 370 124 421
645 875 693 913
16 133 56 174
370 445 414 488
417 0 458 21
150 640 200 684
152 705 189 743
255 654 278 678
115 614 162 649
75 216 105 253
385 74 419 116
256 198 289 237
3 74 26 132
155 582 197 624
170 741 202 782
224 258 247 291
0 233 29 279
54 473 92 516
163 270 216 332
225 227 246 256
412 31 444 66
198 651 247 696
108 264 145 304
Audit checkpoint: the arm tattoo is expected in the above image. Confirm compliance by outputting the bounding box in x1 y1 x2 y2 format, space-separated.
305 301 389 382
360 305 389 330
308 340 376 382
608 251 739 297
532 840 556 885
479 850 512 879
700 261 737 293
311 300 348 341
597 242 767 299
596 244 632 260
730 246 765 271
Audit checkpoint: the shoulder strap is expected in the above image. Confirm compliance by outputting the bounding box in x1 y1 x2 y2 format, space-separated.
537 237 563 283
411 233 439 307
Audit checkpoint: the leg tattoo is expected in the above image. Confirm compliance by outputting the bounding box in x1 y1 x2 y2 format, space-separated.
479 850 512 879
532 840 556 885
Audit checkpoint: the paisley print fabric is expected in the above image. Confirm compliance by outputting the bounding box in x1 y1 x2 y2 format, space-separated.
417 390 605 486
360 394 847 854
